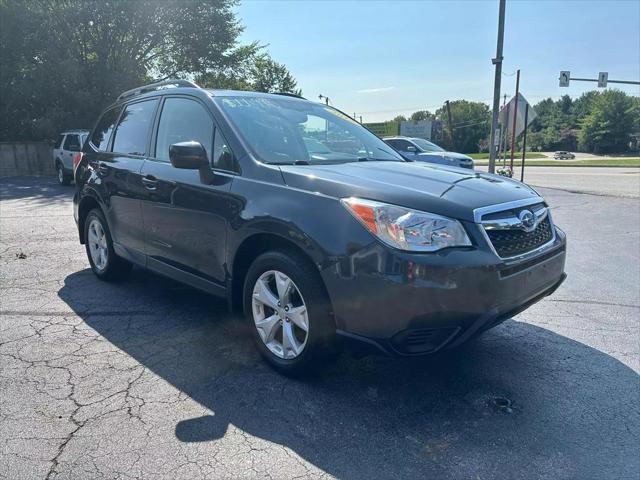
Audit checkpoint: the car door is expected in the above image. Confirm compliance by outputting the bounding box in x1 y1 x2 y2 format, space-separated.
62 134 81 170
140 95 236 291
98 98 159 261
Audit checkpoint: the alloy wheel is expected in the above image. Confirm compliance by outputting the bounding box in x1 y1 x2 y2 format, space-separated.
58 166 64 184
87 218 108 271
251 270 309 359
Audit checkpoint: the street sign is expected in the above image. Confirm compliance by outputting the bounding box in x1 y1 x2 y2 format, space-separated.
598 72 608 88
400 120 432 140
499 93 537 137
559 71 570 87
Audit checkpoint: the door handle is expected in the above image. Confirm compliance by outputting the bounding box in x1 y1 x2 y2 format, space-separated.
142 176 158 190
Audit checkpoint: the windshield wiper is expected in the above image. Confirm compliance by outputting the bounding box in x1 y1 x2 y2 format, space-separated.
357 157 397 162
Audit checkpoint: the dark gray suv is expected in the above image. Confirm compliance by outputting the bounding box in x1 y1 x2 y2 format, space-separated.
74 80 566 375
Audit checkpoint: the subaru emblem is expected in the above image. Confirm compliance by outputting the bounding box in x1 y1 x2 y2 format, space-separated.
518 210 536 232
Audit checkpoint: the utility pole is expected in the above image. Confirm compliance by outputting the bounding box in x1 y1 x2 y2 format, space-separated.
497 93 507 166
509 69 520 172
520 103 529 182
488 0 506 174
445 100 454 150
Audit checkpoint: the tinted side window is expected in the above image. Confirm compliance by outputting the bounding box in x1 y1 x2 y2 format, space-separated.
56 135 65 149
112 100 158 156
91 107 121 151
397 140 413 152
63 134 81 151
155 98 213 162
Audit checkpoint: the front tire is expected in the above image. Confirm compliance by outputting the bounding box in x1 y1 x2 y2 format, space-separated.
243 250 336 376
84 209 132 281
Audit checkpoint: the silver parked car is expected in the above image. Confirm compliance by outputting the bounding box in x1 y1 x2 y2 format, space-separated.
53 130 89 184
383 136 474 169
553 151 575 160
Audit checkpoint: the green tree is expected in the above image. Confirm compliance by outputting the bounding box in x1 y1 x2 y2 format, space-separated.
0 0 299 141
251 56 301 95
435 100 490 153
409 110 435 122
578 90 639 153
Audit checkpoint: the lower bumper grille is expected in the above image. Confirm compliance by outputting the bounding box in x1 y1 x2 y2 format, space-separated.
486 216 553 258
391 327 458 354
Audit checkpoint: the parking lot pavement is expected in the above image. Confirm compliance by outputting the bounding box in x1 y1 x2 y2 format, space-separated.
1 176 638 480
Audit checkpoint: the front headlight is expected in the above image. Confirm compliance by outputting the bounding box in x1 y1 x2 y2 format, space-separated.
341 197 471 252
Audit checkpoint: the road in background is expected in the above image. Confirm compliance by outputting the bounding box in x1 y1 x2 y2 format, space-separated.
539 151 639 161
1 177 638 479
478 165 640 198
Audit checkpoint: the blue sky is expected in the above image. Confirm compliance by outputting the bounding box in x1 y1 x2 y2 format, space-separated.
237 0 640 122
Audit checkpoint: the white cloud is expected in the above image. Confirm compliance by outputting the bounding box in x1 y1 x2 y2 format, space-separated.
356 86 395 94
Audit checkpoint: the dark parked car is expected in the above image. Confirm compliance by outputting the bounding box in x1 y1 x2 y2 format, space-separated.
383 136 475 169
74 80 566 375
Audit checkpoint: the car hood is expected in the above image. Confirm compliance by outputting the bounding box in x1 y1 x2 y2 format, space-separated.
279 161 540 222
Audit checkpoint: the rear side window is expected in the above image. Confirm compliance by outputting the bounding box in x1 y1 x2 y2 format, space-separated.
155 98 213 162
63 134 81 151
91 107 121 151
56 135 65 149
112 100 158 156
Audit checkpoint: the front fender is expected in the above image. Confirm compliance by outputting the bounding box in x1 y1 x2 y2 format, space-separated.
227 176 376 272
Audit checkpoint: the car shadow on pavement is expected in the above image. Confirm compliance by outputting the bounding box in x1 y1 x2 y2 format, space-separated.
58 268 639 479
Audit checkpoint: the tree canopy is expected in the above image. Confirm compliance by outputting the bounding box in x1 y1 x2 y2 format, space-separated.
0 0 300 141
380 91 638 154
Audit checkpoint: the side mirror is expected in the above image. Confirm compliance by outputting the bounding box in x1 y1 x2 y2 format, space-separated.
406 146 417 153
169 141 209 169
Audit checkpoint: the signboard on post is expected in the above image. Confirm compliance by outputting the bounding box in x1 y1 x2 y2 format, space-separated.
499 93 537 137
400 120 432 140
559 71 570 87
598 72 608 88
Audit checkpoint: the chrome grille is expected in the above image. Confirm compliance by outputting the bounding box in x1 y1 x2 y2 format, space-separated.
477 200 555 259
486 216 553 258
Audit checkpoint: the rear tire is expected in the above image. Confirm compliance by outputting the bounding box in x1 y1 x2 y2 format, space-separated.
84 209 132 281
243 250 337 376
56 163 71 185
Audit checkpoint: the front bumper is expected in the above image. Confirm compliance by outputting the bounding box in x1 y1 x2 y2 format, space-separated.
321 227 567 356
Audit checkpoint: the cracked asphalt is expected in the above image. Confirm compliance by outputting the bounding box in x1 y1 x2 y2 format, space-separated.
1 176 639 479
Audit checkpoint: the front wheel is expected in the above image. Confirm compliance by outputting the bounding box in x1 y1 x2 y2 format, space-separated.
243 250 336 376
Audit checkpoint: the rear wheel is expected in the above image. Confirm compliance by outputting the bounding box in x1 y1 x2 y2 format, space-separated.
84 209 132 281
243 250 336 375
56 163 70 185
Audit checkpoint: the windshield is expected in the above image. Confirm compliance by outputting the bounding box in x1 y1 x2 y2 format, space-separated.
216 96 404 164
412 138 445 152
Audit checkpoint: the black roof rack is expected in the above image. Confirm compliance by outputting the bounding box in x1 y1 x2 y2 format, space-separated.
272 92 306 100
117 79 200 102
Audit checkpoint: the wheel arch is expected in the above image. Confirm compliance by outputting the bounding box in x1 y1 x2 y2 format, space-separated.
229 232 329 313
77 193 105 244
